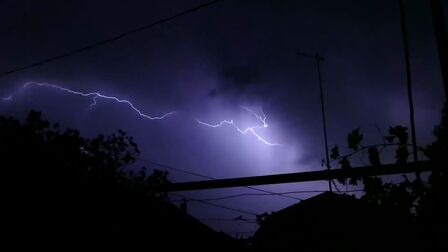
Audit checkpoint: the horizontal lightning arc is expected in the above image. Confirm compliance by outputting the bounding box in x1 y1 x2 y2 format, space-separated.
2 81 176 120
196 106 281 146
2 82 281 146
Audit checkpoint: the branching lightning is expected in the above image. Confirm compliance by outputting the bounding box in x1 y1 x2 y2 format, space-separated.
2 82 282 146
196 106 281 146
2 81 176 120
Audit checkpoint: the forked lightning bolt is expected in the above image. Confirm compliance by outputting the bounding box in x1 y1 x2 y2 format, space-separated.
2 81 176 120
196 106 281 146
2 82 282 146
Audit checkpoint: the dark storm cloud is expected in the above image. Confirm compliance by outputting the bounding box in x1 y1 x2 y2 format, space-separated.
210 64 261 96
0 0 446 236
1 0 445 178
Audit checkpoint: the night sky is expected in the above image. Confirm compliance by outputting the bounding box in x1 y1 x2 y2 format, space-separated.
1 0 446 236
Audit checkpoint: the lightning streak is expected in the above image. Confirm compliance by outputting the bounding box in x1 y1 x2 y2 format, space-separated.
2 82 281 146
2 81 176 120
196 106 281 146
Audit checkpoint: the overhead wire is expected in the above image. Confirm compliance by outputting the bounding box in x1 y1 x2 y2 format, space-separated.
170 189 364 202
170 192 258 216
138 158 302 201
0 0 223 78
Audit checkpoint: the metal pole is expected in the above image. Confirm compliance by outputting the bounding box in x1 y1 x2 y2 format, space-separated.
297 52 332 192
430 0 448 100
315 54 332 192
399 0 419 162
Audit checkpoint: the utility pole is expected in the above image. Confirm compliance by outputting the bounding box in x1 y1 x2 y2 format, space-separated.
399 0 419 162
297 52 332 192
430 0 448 100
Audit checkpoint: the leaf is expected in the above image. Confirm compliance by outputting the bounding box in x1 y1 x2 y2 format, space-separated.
385 135 395 143
347 128 363 151
336 177 346 185
339 157 351 169
389 126 408 144
336 157 351 184
368 147 381 166
330 145 339 160
395 145 409 164
349 177 359 186
362 176 384 204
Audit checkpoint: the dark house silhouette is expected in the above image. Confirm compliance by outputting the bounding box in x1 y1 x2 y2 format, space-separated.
5 185 247 250
252 192 429 252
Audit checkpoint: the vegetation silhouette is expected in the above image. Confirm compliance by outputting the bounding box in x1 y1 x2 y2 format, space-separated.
330 105 447 243
1 110 246 250
2 106 446 251
252 104 447 251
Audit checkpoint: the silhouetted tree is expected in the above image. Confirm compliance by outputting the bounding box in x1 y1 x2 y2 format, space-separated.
1 110 243 250
252 105 447 252
0 110 171 196
328 104 447 249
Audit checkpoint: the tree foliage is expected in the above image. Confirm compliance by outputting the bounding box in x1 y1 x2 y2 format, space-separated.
1 110 248 250
0 110 170 194
328 104 447 221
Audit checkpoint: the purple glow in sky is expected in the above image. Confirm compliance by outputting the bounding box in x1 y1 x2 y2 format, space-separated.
2 81 283 146
197 105 282 146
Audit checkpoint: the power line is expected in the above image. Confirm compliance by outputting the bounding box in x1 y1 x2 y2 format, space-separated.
188 199 257 216
171 192 299 202
138 158 214 180
170 192 258 216
137 158 301 201
245 186 300 200
0 0 223 79
170 189 364 202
